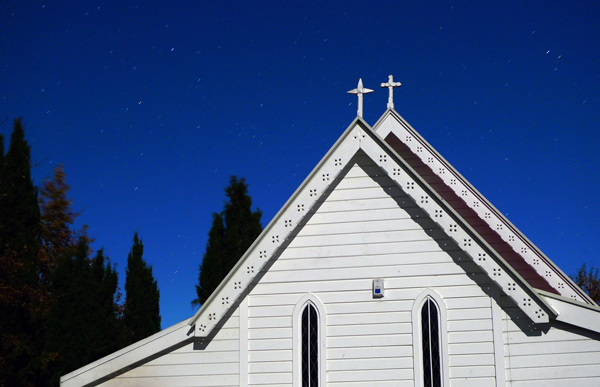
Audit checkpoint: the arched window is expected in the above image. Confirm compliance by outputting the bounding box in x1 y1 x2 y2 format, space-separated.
301 302 319 386
293 294 325 387
421 297 441 387
412 290 448 387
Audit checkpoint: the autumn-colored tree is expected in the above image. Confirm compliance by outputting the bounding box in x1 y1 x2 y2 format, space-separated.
38 164 87 280
572 263 600 305
123 232 161 344
36 164 92 383
194 177 262 307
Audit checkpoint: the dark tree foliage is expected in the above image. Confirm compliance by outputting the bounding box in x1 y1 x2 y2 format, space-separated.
46 239 122 385
39 164 81 264
38 164 89 385
194 176 262 307
0 119 41 266
0 119 123 385
0 118 47 386
0 133 4 181
572 263 600 305
123 232 161 344
222 177 263 273
195 213 226 306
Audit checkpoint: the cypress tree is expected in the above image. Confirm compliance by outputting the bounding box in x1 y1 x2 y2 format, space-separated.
88 249 121 357
0 118 41 266
0 118 45 386
123 233 161 344
194 213 226 306
222 177 263 274
194 176 262 307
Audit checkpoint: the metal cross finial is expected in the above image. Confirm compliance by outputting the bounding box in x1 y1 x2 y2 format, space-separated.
347 78 373 118
381 75 402 109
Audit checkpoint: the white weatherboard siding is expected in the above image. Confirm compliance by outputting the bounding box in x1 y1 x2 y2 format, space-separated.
246 153 502 386
503 307 600 386
100 308 240 387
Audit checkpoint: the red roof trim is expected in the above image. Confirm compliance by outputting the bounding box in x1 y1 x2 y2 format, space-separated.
384 131 559 295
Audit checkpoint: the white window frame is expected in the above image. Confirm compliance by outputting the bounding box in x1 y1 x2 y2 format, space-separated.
293 293 326 387
412 289 449 387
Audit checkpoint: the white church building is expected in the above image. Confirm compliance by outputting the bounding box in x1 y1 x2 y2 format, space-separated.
62 77 600 386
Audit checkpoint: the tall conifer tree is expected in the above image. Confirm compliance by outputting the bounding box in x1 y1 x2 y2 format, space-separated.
0 119 41 265
194 176 262 306
222 177 263 273
0 118 46 386
195 213 226 306
123 233 161 344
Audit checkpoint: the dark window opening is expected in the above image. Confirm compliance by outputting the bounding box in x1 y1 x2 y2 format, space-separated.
301 303 319 387
421 298 441 387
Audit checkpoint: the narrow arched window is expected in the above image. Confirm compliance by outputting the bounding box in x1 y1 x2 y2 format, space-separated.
293 295 324 387
421 297 441 387
301 302 319 387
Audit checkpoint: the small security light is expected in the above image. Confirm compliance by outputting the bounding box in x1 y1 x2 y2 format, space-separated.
373 279 384 298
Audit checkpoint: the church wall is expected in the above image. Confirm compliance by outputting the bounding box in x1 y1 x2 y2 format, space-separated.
100 308 240 387
245 154 500 386
502 307 600 386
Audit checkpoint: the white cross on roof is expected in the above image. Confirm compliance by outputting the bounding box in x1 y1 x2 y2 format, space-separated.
347 78 373 118
381 75 402 109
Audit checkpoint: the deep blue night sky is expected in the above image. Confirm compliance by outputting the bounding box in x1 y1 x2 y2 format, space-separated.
2 1 599 328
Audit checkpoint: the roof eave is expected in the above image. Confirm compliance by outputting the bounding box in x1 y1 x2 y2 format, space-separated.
538 289 600 333
60 318 194 387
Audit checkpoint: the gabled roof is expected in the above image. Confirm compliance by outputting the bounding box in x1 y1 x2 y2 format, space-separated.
372 108 595 305
63 106 600 386
189 112 574 336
